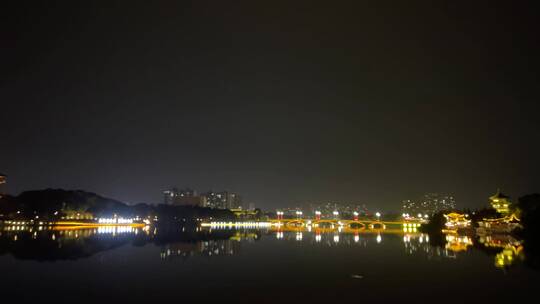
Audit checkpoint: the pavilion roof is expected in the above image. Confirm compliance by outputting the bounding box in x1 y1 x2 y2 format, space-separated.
490 189 509 200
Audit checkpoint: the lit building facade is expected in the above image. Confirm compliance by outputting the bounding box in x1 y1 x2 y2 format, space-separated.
489 189 512 215
163 188 206 207
402 193 456 216
163 188 243 209
203 191 242 209
443 212 471 231
164 188 197 204
476 190 521 234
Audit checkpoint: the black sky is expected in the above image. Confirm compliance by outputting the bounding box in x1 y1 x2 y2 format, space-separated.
1 1 539 211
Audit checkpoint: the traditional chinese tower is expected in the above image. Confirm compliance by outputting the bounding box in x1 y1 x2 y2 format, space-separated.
489 189 511 215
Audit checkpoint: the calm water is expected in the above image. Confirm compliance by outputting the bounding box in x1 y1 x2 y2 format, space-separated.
1 226 538 303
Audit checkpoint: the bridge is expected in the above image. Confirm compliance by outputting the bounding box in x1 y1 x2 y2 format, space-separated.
268 218 421 231
200 219 422 233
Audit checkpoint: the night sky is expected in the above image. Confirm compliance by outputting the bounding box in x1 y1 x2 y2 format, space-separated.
2 1 539 211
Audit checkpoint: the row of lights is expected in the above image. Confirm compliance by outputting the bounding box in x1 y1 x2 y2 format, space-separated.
276 231 384 244
403 223 421 228
276 211 382 219
97 218 134 224
202 222 272 228
403 213 429 219
97 226 135 234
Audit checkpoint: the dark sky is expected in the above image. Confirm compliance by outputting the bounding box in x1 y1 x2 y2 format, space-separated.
1 1 539 211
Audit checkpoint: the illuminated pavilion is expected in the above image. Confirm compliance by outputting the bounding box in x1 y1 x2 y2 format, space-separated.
443 212 471 232
489 189 512 215
477 190 521 234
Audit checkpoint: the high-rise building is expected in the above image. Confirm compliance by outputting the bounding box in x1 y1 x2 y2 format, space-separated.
163 188 243 209
163 187 179 205
163 188 206 207
203 191 242 209
402 193 456 216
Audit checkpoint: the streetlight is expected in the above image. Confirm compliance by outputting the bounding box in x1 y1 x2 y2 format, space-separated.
315 210 321 220
296 210 303 219
333 210 339 219
353 211 359 221
375 212 381 221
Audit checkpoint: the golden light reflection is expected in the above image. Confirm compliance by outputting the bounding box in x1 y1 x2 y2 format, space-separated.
445 234 473 252
494 245 524 268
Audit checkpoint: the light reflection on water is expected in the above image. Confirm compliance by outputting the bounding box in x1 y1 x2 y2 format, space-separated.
0 225 538 303
0 224 527 270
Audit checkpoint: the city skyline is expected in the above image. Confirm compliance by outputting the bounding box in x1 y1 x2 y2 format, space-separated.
0 173 521 212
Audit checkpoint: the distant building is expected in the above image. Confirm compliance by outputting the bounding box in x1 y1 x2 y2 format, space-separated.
163 187 243 209
163 188 178 205
163 187 206 207
172 195 207 207
402 193 456 216
489 189 512 215
203 191 242 209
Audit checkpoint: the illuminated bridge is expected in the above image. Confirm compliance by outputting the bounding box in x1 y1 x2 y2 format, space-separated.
201 219 422 231
268 219 421 230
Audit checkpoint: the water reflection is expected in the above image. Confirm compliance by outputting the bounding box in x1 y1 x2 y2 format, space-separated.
160 239 239 259
476 234 525 269
0 225 145 261
0 224 534 271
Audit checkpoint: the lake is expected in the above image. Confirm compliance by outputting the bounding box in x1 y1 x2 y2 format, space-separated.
1 226 538 303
